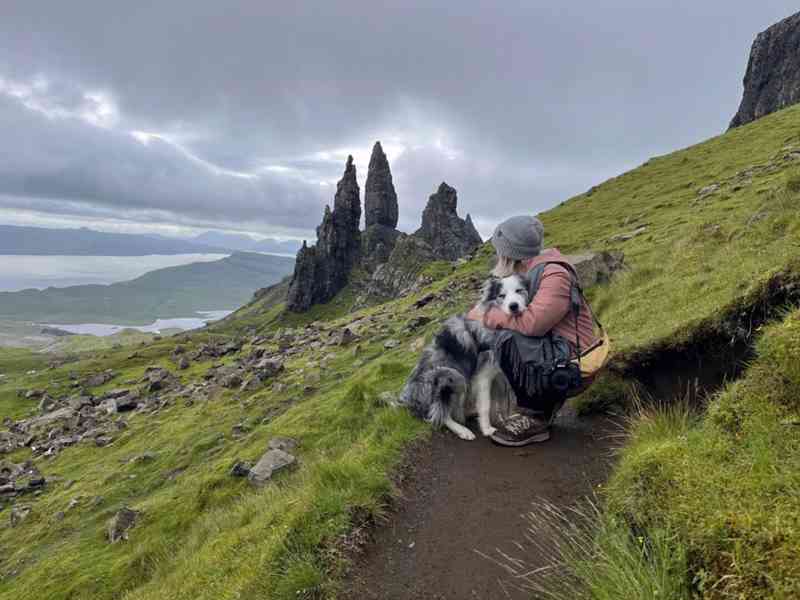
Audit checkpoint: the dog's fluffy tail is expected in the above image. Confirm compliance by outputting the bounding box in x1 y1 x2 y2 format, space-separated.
400 366 466 428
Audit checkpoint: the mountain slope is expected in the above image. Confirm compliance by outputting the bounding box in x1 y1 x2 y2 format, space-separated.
1 103 800 599
0 252 294 324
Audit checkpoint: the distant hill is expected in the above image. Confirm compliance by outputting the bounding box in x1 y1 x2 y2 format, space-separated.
0 252 294 324
0 225 228 255
191 231 300 255
0 224 302 256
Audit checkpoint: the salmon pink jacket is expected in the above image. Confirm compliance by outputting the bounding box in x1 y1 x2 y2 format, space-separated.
479 249 598 353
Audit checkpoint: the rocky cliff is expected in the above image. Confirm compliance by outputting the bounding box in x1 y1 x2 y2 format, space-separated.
730 11 800 129
286 157 361 312
415 182 482 261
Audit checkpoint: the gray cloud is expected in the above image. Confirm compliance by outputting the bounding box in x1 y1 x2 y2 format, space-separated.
0 1 798 239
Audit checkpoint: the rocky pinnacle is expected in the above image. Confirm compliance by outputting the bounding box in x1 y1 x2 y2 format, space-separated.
286 156 361 312
415 182 482 261
364 141 398 229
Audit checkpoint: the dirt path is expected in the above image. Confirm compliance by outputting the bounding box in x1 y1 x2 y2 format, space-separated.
343 409 618 600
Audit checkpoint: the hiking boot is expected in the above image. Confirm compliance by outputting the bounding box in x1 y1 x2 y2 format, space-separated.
490 410 551 446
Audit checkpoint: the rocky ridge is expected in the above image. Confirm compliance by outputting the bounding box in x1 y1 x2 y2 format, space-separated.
286 142 481 312
730 11 800 128
362 182 483 303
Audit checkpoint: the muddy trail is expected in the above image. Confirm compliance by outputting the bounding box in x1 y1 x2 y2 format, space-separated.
343 409 619 600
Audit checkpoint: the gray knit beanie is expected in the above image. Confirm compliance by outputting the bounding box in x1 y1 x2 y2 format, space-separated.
491 215 544 260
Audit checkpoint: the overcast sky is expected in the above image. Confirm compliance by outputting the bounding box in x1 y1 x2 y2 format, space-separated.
0 1 797 241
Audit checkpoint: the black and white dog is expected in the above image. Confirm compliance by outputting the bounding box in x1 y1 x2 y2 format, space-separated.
398 273 530 440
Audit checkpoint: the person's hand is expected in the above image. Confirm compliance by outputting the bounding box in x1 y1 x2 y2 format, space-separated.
466 305 485 321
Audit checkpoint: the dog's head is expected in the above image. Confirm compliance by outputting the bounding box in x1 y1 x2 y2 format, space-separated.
480 273 530 315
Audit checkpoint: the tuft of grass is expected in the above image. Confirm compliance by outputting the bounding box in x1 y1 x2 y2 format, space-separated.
488 500 690 600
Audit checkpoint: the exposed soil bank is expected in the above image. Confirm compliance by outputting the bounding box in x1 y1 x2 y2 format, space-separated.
342 410 618 600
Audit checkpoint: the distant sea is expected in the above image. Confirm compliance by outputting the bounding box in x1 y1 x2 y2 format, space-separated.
43 310 233 336
0 254 229 292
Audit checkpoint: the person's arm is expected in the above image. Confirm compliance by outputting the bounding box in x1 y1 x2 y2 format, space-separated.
483 268 572 336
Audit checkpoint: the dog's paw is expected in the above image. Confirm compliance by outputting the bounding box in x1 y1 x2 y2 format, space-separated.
481 426 497 437
457 429 476 441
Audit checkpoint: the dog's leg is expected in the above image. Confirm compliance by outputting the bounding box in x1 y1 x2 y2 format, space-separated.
444 415 476 440
474 366 497 437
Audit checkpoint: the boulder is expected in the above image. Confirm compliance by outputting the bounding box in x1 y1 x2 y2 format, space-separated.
107 507 139 543
247 449 296 486
86 370 115 387
110 394 139 413
567 252 625 288
254 358 284 379
10 504 31 527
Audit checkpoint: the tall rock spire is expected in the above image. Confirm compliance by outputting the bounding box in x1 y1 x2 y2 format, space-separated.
361 141 402 271
286 156 362 312
364 141 398 229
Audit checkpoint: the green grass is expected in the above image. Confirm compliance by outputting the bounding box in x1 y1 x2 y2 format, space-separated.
604 308 800 599
3 102 800 598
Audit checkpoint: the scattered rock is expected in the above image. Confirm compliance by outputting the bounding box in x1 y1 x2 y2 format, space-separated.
697 183 720 198
254 358 284 378
110 394 139 413
129 452 157 464
107 507 140 543
177 357 190 370
608 226 647 243
268 437 298 452
10 504 31 527
406 316 431 331
384 339 400 349
414 293 436 309
248 449 296 486
86 370 116 387
230 461 252 477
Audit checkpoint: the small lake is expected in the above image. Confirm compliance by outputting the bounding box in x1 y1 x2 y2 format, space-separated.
0 254 229 292
43 310 233 336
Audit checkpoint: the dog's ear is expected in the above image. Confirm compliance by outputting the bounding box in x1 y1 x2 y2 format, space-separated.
480 277 501 303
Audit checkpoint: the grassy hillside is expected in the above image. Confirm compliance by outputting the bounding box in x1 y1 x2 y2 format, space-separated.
2 103 800 599
0 252 294 324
